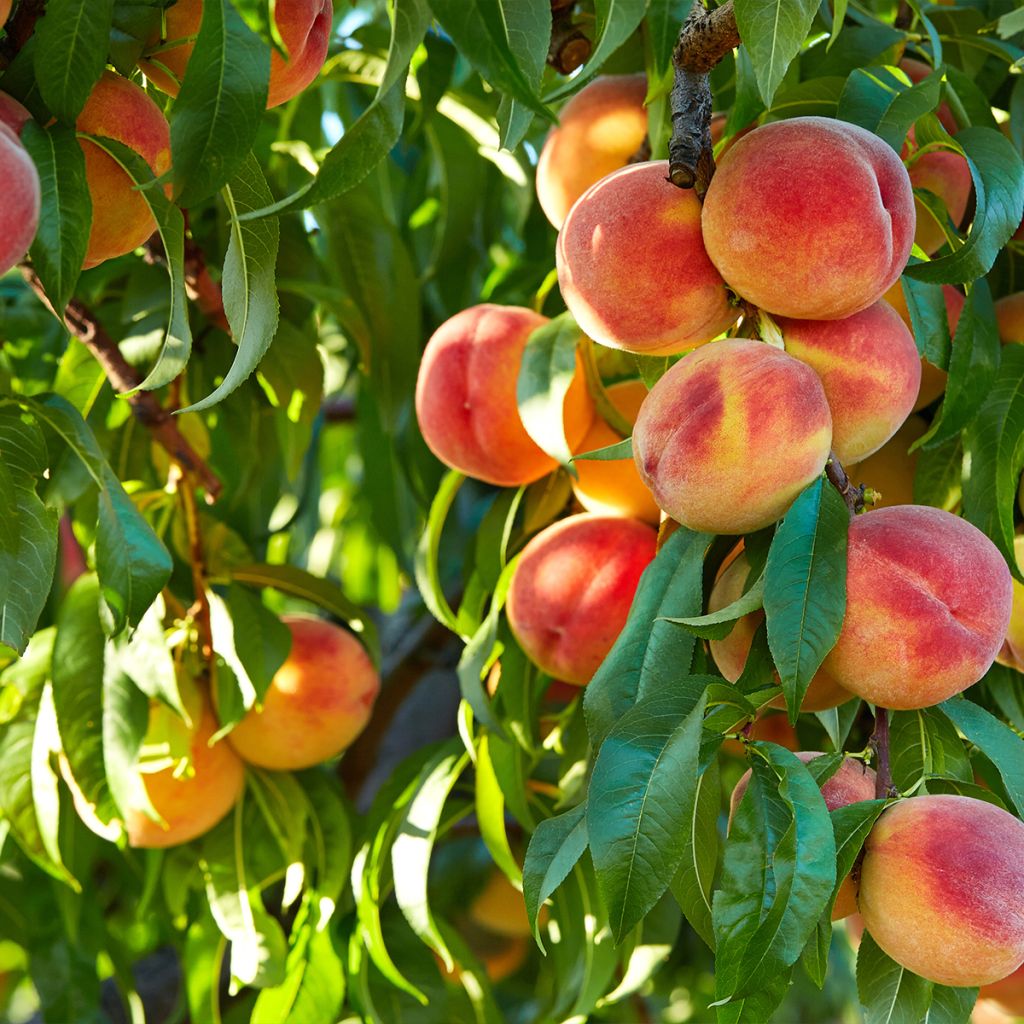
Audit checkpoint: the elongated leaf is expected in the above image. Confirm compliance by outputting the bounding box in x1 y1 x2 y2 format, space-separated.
102 658 156 826
33 0 113 123
573 437 633 462
646 0 694 85
296 770 352 924
734 0 819 107
899 273 953 368
837 66 942 153
913 437 962 511
414 470 465 635
118 596 189 722
829 800 887 915
475 733 521 886
455 566 511 735
584 525 711 749
857 931 938 1024
663 573 764 641
184 155 280 412
522 803 588 945
21 122 91 316
764 477 849 720
889 708 971 792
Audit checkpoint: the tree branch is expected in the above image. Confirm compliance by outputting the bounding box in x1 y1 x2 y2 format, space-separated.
21 265 222 501
871 707 895 799
547 6 591 75
825 452 866 517
668 0 740 197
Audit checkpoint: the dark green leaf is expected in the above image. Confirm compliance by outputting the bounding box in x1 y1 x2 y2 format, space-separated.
522 803 588 945
572 437 633 462
662 572 764 641
829 799 887 915
734 0 819 106
102 659 154 827
913 436 962 510
889 708 972 792
857 930 932 1024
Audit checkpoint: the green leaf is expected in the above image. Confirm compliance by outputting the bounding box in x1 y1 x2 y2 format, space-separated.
33 0 113 123
764 477 849 720
662 573 764 641
829 800 887 916
899 273 952 367
734 0 819 107
474 733 521 887
589 681 711 941
713 744 837 1006
414 470 465 635
117 596 190 723
517 312 582 471
21 122 91 316
102 658 156 827
889 708 972 792
584 525 711 749
646 0 694 85
183 156 280 412
572 437 633 462
522 803 588 945
913 437 962 510
296 770 352 925
962 344 1024 577
169 0 268 207
904 127 1024 285
940 697 1024 817
837 65 942 152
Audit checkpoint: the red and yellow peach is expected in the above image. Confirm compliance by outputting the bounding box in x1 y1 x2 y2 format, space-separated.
0 96 39 277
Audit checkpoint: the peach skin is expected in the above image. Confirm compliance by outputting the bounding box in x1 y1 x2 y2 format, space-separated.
701 117 916 320
823 506 1013 710
227 615 380 770
556 160 738 354
632 339 833 534
0 119 39 277
415 304 594 487
506 514 657 684
0 91 31 135
995 293 1024 344
995 535 1024 674
858 795 1024 987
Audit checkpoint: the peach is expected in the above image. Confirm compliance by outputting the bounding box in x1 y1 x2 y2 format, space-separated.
536 74 648 230
996 293 1024 344
846 415 929 509
858 795 1024 986
908 138 972 255
556 160 738 354
139 0 332 108
632 339 833 534
66 697 245 848
226 615 379 770
720 712 798 758
571 379 660 523
709 547 855 712
701 117 916 320
77 72 171 269
730 751 875 919
779 301 921 464
995 536 1024 674
506 514 657 684
981 963 1024 1017
0 117 39 278
468 871 538 939
415 305 594 487
882 280 965 409
0 91 30 135
0 0 9 28
823 506 1013 710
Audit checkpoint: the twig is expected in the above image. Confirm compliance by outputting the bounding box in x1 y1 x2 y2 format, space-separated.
547 7 591 75
668 0 740 197
825 452 865 517
870 708 896 799
21 265 222 501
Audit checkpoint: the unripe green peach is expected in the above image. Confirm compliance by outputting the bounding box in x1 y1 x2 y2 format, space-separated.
556 160 738 354
632 339 833 534
536 74 648 230
859 795 1024 987
778 300 921 464
823 506 1013 710
227 615 379 771
414 305 594 487
701 117 916 320
506 514 657 684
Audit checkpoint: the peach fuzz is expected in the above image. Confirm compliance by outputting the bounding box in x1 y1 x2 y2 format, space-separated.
779 300 920 464
981 963 1024 1017
846 415 928 510
506 514 657 685
823 506 1013 710
709 548 855 712
227 615 380 771
883 280 965 409
701 117 915 320
139 0 332 108
571 379 660 523
415 305 594 487
556 160 738 354
995 536 1024 675
996 293 1024 344
633 339 833 534
536 74 648 230
858 795 1024 987
729 752 875 919
77 72 171 269
0 117 39 278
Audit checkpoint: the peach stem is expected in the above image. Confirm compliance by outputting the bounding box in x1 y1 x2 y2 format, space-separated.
871 708 895 799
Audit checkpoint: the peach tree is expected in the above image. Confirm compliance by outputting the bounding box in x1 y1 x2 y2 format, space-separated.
0 0 1022 1022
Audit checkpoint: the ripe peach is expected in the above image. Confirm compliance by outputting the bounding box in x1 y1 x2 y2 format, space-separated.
632 339 833 534
0 0 9 28
65 697 245 848
139 0 332 108
0 118 39 278
77 72 171 269
536 74 648 230
882 280 965 409
995 536 1024 674
701 117 916 320
823 506 1013 710
226 615 380 771
571 379 660 523
981 963 1024 1017
415 305 594 487
846 415 929 510
556 160 738 354
506 514 657 684
0 91 30 135
858 795 1024 987
468 871 537 939
996 293 1024 344
730 751 875 919
709 547 855 712
779 301 921 464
